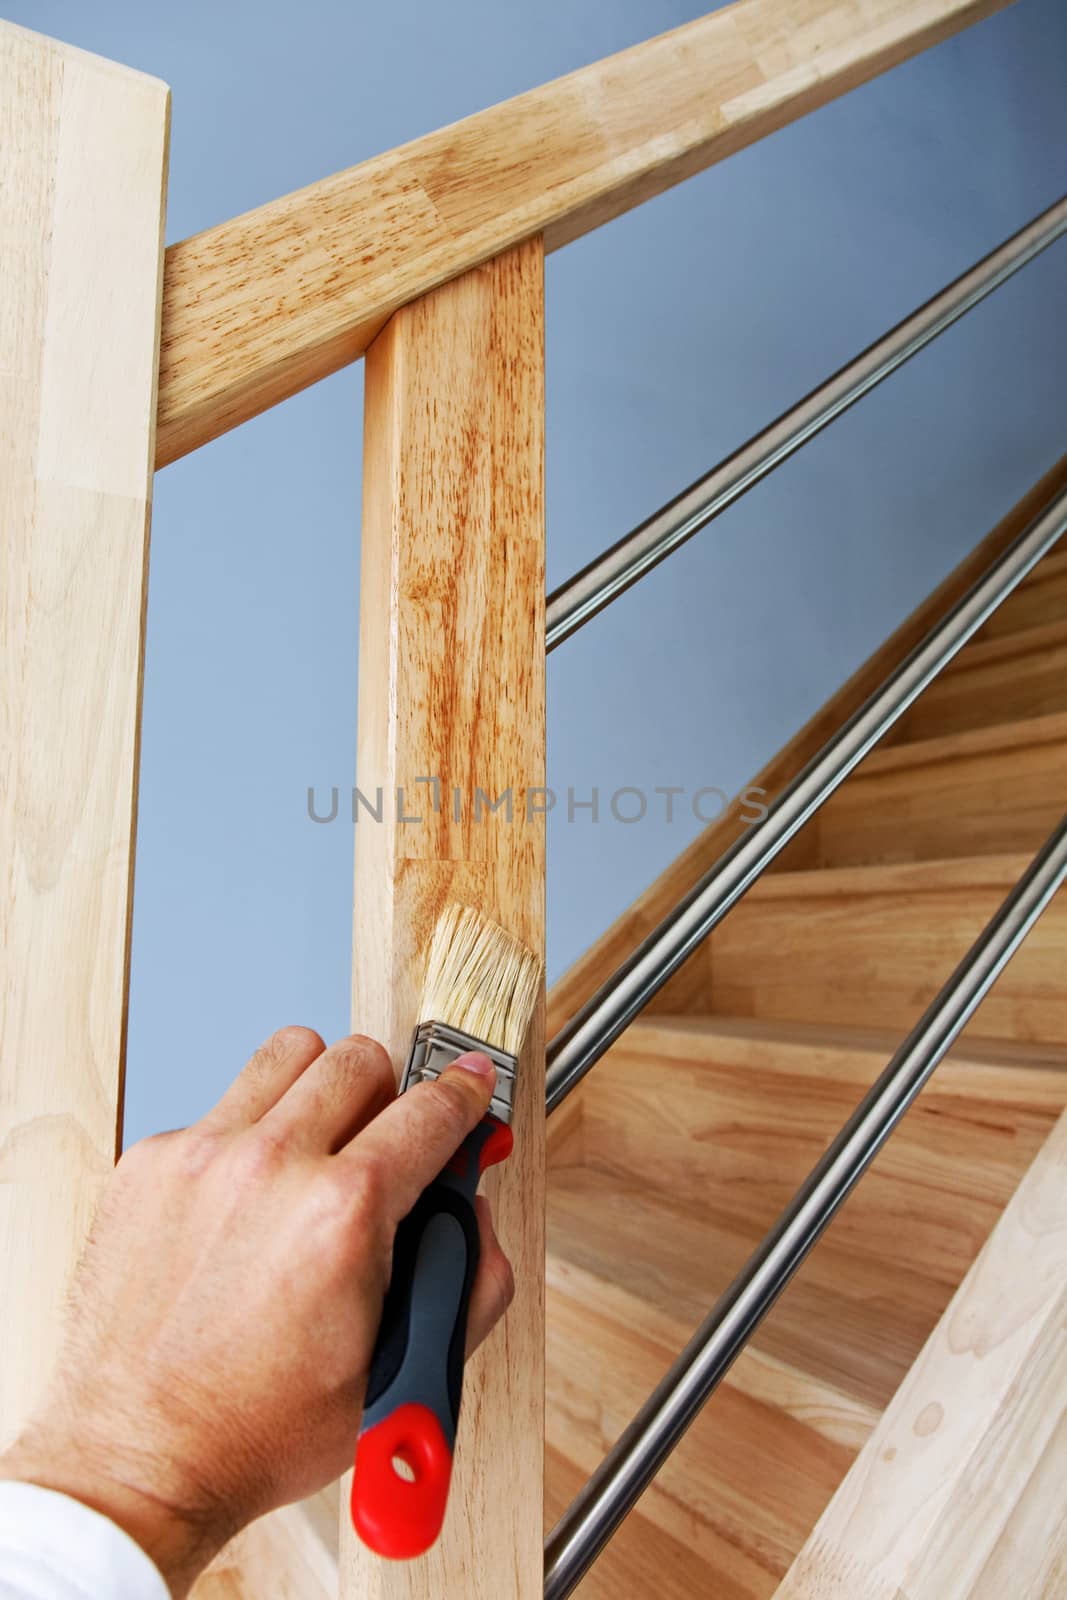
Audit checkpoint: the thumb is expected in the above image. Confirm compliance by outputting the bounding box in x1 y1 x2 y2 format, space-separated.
344 1052 496 1224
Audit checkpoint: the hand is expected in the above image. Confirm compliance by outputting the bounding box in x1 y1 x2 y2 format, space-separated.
0 1027 514 1596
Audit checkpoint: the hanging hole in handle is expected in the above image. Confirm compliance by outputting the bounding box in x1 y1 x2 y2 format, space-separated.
391 1452 417 1483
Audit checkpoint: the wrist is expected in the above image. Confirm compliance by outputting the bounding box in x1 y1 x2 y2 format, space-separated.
0 1424 225 1598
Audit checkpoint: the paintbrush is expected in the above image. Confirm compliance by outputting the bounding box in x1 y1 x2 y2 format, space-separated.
350 903 542 1560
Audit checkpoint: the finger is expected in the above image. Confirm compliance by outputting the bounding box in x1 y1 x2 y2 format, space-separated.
202 1026 325 1132
343 1053 496 1225
260 1032 396 1153
466 1196 515 1355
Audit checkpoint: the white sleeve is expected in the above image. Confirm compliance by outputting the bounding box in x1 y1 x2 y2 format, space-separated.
0 1483 170 1600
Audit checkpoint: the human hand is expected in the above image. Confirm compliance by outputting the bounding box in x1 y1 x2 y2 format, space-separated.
0 1027 514 1595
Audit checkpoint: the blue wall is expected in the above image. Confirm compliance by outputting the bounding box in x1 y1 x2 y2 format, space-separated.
11 1 1066 1140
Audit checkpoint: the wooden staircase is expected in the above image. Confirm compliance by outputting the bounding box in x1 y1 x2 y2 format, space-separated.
545 536 1067 1595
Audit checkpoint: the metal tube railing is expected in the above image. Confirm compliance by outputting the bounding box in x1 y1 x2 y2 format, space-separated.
550 486 1067 1113
543 813 1067 1600
545 195 1067 652
544 484 1067 1115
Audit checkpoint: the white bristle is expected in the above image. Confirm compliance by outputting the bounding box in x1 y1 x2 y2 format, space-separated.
420 904 542 1058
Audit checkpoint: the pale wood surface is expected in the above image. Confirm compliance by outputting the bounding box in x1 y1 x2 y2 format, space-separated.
344 241 546 1599
0 20 169 1444
657 851 1067 1039
195 1503 336 1600
776 1105 1067 1599
546 457 1067 1040
547 1016 1065 1597
155 0 1010 464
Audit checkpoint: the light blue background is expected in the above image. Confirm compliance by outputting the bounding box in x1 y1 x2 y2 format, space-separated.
11 1 1067 1141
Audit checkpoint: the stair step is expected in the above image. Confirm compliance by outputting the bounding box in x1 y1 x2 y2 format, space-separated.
653 854 1067 1042
887 618 1067 744
773 712 1067 870
974 545 1067 643
546 1016 1065 1597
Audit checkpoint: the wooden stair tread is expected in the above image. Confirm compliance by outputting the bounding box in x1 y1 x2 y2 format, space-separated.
619 1012 1067 1070
977 544 1067 647
855 709 1067 777
652 852 1067 1042
884 614 1067 744
740 850 1034 901
941 615 1067 672
767 713 1067 870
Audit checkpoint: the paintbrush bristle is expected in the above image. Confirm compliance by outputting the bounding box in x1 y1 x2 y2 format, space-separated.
420 904 542 1058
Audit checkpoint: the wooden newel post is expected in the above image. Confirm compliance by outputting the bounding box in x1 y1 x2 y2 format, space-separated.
0 21 168 1446
345 239 547 1599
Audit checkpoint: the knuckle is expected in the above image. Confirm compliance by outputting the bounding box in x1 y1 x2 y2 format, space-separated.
346 1033 392 1074
230 1124 288 1183
255 1025 323 1070
309 1162 390 1262
345 1153 387 1218
173 1126 225 1179
333 1035 395 1094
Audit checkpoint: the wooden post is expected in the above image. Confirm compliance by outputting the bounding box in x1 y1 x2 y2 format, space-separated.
0 21 169 1443
344 240 546 1599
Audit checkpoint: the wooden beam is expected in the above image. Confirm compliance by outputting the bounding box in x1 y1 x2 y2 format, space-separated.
155 0 1010 465
344 240 546 1599
775 1104 1067 1598
0 21 169 1444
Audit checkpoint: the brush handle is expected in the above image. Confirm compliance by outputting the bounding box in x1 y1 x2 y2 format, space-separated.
350 1113 514 1560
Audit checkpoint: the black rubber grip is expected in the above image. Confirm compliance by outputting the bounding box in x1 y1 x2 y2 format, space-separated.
363 1177 480 1437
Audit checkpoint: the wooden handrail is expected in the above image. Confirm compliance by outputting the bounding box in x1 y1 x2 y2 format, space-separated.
156 0 1011 467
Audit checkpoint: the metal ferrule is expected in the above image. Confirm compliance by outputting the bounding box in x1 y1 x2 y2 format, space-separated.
400 1021 518 1126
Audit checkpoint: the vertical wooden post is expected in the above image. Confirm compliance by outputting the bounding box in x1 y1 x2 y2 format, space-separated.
0 22 169 1443
345 239 546 1599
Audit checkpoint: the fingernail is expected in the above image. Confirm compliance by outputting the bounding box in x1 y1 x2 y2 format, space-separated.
451 1051 496 1081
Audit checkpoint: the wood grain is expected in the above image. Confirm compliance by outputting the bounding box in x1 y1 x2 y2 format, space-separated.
155 0 1011 464
0 19 169 1445
343 241 545 1599
547 457 1067 1040
776 1106 1067 1599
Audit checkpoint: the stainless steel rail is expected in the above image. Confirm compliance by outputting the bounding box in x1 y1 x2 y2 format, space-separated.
543 814 1067 1600
544 485 1067 1114
545 195 1067 652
